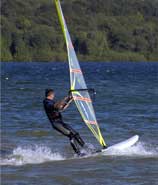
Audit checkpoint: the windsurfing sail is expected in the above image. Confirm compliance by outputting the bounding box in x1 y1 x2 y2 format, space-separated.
54 0 106 148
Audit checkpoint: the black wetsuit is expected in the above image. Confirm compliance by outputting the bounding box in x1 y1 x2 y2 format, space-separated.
43 98 85 154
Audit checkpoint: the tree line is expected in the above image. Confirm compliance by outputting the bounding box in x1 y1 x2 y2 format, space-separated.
1 0 158 62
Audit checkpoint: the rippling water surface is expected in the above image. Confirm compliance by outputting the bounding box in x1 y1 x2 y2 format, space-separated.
1 62 158 185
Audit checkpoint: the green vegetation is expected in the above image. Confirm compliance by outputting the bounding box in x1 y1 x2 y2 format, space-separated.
1 0 158 62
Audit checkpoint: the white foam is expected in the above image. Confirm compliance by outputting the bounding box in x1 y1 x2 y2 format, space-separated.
1 142 158 165
0 145 65 166
102 141 158 158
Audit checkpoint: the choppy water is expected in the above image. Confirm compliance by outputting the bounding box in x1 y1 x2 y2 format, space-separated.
1 62 158 185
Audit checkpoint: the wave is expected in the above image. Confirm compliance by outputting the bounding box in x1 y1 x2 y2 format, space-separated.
1 141 158 166
0 145 65 166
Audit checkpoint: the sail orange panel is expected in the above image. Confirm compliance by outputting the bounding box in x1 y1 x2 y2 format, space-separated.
73 96 92 102
85 120 97 125
70 69 82 73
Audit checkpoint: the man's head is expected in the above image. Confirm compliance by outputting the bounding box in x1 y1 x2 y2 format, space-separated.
45 89 55 99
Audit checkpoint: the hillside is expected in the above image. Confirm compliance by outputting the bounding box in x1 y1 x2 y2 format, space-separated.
1 0 158 62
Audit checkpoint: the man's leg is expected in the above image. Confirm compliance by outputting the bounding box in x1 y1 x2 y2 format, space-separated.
62 122 85 147
52 121 81 154
74 133 85 147
69 135 80 155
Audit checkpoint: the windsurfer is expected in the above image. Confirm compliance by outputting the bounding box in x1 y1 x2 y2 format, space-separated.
43 89 85 155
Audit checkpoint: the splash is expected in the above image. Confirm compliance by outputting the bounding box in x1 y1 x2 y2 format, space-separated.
102 141 158 158
0 145 65 166
1 142 158 165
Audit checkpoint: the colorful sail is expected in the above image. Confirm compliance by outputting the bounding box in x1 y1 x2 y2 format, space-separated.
54 0 106 147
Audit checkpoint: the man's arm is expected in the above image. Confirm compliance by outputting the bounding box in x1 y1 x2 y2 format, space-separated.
61 98 73 111
54 95 73 111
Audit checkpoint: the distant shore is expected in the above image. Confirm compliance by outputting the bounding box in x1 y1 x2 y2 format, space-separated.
1 0 158 62
1 50 158 62
1 60 158 63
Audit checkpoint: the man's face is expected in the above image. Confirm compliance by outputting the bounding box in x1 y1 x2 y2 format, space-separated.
49 92 55 100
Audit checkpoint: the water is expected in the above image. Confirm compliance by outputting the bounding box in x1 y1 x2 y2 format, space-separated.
1 62 158 185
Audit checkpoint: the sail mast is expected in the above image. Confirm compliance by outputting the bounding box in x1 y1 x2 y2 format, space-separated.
54 0 107 148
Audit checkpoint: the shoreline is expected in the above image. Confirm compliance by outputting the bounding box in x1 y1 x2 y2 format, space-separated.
1 60 158 63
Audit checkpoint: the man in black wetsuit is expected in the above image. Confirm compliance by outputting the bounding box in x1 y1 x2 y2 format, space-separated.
43 89 85 156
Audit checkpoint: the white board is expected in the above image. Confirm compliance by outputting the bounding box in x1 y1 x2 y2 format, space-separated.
101 135 139 153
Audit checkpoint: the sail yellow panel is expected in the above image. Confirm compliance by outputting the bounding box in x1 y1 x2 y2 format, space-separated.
54 0 106 147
